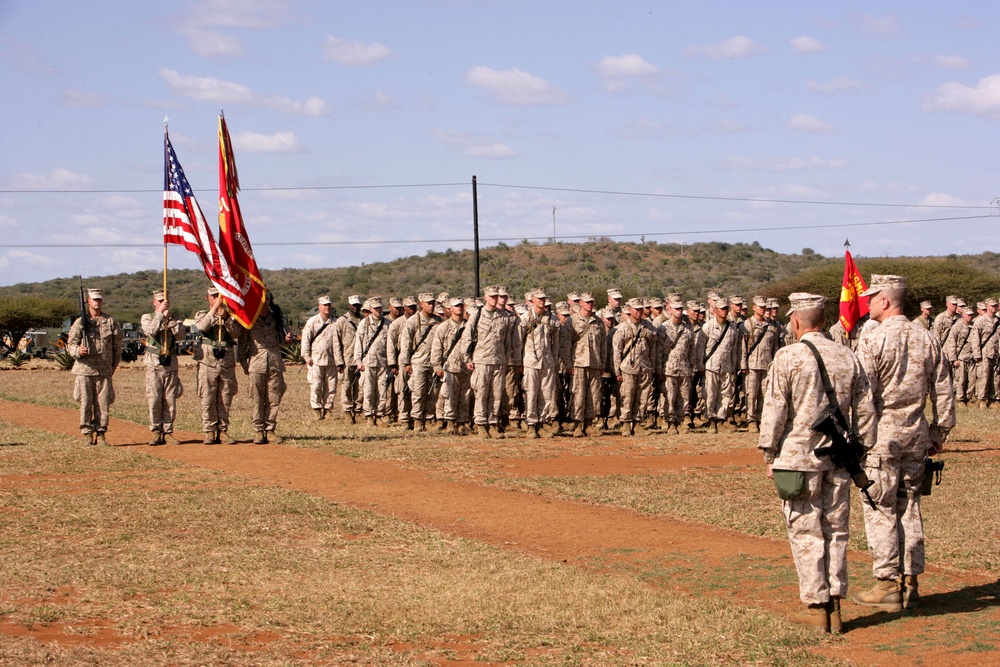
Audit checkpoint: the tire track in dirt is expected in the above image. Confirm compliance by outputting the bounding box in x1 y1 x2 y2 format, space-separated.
2 399 997 666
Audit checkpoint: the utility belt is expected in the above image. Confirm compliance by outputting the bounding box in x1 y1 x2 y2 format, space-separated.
146 337 176 367
209 339 232 360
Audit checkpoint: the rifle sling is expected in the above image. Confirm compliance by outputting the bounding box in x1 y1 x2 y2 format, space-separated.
359 317 385 360
800 339 851 434
444 324 465 362
746 321 771 356
621 324 644 363
704 321 730 363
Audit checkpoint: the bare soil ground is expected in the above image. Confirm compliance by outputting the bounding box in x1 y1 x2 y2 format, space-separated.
1 395 998 666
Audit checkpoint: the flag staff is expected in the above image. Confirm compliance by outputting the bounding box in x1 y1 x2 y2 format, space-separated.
162 115 170 355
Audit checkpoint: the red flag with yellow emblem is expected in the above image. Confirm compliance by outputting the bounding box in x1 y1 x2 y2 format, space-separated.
217 113 267 329
839 248 868 333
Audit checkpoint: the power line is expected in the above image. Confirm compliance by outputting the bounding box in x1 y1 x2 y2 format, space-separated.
1 214 991 249
0 182 468 194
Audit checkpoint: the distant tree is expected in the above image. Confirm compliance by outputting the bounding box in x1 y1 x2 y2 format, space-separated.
0 296 77 351
802 247 815 256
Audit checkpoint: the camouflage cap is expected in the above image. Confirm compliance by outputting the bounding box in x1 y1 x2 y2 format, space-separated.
607 287 623 299
87 289 104 300
729 295 744 306
697 302 708 312
514 303 527 315
946 295 959 305
544 297 553 306
786 292 826 314
648 297 664 309
153 290 166 301
766 298 780 309
475 297 485 307
667 292 683 302
987 297 999 307
686 300 699 310
555 301 571 315
418 292 435 303
919 300 932 310
368 296 383 309
497 285 509 297
532 287 548 300
956 298 967 307
388 297 403 308
348 294 363 305
860 274 906 297
962 306 976 315
206 285 220 296
360 300 371 312
567 291 581 302
753 295 767 307
977 301 986 310
707 291 720 303
436 291 450 304
667 296 684 309
434 303 446 315
318 295 332 305
449 296 465 307
524 291 533 302
626 297 644 310
484 285 500 297
579 291 596 302
402 296 417 307
599 308 615 320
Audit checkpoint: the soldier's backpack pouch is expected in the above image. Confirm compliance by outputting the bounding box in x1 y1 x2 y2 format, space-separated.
772 469 806 501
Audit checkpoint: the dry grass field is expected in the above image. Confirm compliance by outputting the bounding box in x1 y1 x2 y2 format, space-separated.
0 360 998 666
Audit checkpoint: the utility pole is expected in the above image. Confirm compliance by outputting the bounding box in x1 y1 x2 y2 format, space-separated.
473 175 480 297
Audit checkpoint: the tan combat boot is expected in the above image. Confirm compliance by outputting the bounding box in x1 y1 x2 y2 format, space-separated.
83 433 96 446
826 597 842 634
572 421 585 438
268 431 284 444
621 422 632 437
149 432 165 446
902 575 919 609
708 419 719 434
749 421 760 433
477 424 491 439
313 408 324 420
851 578 903 611
163 433 182 445
446 421 458 435
204 431 217 445
787 603 829 633
253 431 267 445
527 423 539 439
219 431 237 444
95 433 110 447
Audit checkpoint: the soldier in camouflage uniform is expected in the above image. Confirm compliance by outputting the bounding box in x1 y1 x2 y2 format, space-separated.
399 293 442 430
432 297 471 434
854 275 955 612
497 286 524 430
140 290 187 445
354 297 390 425
460 286 514 438
945 306 975 404
387 296 417 425
67 289 122 446
687 300 707 427
301 295 338 420
912 301 932 331
334 295 363 422
613 298 659 436
969 297 999 408
759 293 876 633
382 297 404 422
659 296 696 434
241 292 292 444
931 296 959 345
742 295 781 433
568 292 605 437
520 288 566 438
607 287 624 323
702 297 745 433
193 285 240 444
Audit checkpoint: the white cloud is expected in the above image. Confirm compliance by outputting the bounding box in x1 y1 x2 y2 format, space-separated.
790 35 827 54
0 251 55 271
931 54 972 69
323 36 392 66
185 0 293 30
724 156 847 171
9 168 96 190
185 29 244 57
683 35 767 61
0 215 17 229
233 130 304 153
59 90 111 108
924 73 1000 117
432 130 515 158
787 114 834 132
596 54 659 78
856 13 904 39
465 66 568 105
917 192 979 207
808 76 863 94
158 69 330 115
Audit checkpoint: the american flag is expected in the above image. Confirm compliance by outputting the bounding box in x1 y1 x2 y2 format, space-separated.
163 133 245 309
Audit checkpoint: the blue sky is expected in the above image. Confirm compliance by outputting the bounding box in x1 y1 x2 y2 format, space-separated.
2 1 999 286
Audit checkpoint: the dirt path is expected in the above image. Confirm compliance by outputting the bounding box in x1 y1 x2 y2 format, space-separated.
1 399 997 666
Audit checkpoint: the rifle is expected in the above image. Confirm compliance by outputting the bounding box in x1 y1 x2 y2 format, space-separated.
600 374 617 420
813 416 877 510
560 372 572 422
78 277 90 351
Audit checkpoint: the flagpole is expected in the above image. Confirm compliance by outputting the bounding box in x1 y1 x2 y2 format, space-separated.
162 116 170 355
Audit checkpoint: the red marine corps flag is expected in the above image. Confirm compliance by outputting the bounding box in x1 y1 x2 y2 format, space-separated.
163 122 245 309
217 112 268 329
839 240 869 333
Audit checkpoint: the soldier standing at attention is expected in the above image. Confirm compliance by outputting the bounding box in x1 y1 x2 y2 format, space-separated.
687 300 707 428
241 292 292 444
460 285 511 438
568 292 605 437
606 287 624 323
383 297 404 423
759 293 876 633
301 295 338 420
354 297 390 426
853 275 955 612
912 301 932 330
742 295 780 433
660 296 696 434
702 296 745 433
399 293 442 431
931 296 959 344
497 286 524 432
944 306 975 405
334 295 363 422
613 298 658 436
141 290 187 445
520 288 564 438
193 285 240 444
67 289 122 446
387 296 417 425
969 297 999 409
432 297 471 435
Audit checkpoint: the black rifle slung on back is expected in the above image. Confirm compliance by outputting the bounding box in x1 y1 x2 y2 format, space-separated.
78 277 90 351
812 415 877 510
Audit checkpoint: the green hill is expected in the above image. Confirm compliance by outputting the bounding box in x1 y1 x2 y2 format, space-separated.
2 242 997 329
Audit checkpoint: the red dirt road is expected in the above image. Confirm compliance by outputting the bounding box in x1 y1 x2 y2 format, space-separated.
2 399 998 666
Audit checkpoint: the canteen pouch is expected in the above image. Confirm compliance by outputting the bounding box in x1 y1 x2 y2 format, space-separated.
921 457 945 496
772 469 806 501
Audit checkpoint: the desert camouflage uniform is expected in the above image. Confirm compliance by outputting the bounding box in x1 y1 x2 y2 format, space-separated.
659 318 697 426
301 312 338 413
354 312 390 419
68 314 122 437
520 308 565 427
931 309 958 346
386 311 411 421
689 314 707 419
857 316 956 581
943 316 974 403
969 313 999 404
500 309 524 426
460 306 512 428
193 309 240 435
333 311 362 416
569 311 606 422
759 332 877 605
241 305 289 436
702 316 745 422
432 315 471 425
912 313 931 331
400 312 442 424
140 310 186 436
741 315 780 425
612 318 658 427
